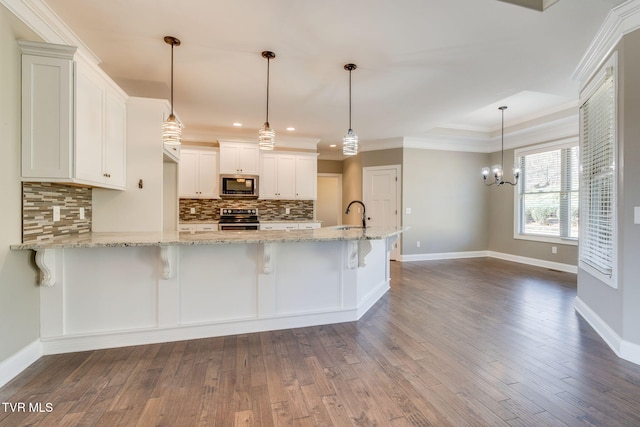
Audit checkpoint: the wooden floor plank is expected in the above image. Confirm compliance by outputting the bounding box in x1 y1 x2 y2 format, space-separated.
4 258 640 426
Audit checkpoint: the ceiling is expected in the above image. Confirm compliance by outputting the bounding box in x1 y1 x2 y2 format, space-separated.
41 0 626 157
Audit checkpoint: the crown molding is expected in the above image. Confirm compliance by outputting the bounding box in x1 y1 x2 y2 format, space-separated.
573 0 640 85
401 113 578 154
2 0 101 64
183 127 319 150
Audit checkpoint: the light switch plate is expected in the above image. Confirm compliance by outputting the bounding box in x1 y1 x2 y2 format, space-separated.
635 207 640 224
53 206 60 222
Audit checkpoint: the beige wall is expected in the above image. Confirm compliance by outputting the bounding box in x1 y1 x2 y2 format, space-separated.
342 155 363 225
402 148 490 255
0 6 41 363
318 159 342 174
486 148 579 265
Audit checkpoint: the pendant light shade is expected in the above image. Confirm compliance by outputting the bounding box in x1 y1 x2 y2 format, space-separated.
343 63 358 156
162 36 182 145
481 106 520 186
258 51 276 150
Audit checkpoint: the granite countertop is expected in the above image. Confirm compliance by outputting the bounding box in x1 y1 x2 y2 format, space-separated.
11 227 405 250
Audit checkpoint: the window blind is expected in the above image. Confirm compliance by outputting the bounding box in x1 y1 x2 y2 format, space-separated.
579 67 615 280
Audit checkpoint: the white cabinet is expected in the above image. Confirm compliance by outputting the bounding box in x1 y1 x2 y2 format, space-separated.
294 155 318 200
19 40 127 190
219 141 259 175
179 147 219 199
259 152 317 200
260 223 299 231
179 223 218 232
260 222 320 230
298 222 321 230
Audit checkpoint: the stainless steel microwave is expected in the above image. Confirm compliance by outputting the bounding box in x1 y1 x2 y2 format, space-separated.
220 175 259 199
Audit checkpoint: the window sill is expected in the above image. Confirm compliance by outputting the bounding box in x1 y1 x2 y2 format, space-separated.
513 234 578 246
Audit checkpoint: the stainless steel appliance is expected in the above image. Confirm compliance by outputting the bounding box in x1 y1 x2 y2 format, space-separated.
218 208 260 230
220 175 259 199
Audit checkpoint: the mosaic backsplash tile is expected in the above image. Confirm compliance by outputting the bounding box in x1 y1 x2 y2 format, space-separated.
179 198 314 222
22 182 92 242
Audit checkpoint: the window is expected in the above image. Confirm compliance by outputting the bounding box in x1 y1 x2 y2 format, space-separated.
515 141 579 244
579 54 617 287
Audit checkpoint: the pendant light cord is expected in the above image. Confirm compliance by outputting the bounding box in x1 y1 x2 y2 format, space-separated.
265 56 270 125
348 68 352 130
170 42 174 116
501 106 504 167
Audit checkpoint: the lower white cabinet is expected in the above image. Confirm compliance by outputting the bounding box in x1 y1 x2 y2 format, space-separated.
298 222 321 230
260 222 320 230
179 223 218 232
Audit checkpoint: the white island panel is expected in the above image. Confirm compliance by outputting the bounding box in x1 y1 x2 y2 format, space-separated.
178 244 259 324
273 241 344 315
63 247 158 335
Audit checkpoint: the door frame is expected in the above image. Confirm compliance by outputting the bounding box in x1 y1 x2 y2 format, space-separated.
362 165 401 260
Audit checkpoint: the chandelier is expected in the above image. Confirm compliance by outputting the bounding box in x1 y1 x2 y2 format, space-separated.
482 106 520 186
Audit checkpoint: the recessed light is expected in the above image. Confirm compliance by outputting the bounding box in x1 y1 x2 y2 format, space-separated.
329 144 337 148
286 127 295 131
232 122 243 127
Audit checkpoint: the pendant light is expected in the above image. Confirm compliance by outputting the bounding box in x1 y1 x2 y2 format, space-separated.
258 51 276 150
343 63 358 156
481 106 520 186
162 36 182 145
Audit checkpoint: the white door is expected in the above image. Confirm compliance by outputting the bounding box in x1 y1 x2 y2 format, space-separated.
317 174 342 227
363 165 401 260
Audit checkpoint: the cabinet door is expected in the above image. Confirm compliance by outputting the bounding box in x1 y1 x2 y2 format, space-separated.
295 155 317 199
219 143 239 174
104 92 126 189
21 53 74 179
259 153 278 199
197 151 218 199
237 144 259 174
178 150 199 198
276 154 296 199
75 69 105 184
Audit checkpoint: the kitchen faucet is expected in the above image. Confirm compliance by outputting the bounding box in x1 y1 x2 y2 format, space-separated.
345 200 368 228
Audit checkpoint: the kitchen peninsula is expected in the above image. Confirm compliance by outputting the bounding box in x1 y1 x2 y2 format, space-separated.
11 227 403 355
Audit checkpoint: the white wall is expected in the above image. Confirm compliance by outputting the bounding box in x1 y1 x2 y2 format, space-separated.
0 4 41 369
93 98 170 232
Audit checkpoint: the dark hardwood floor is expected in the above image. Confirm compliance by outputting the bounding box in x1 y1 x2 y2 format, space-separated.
2 258 640 426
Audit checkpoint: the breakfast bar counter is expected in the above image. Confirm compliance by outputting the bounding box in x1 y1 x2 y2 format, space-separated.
12 227 403 355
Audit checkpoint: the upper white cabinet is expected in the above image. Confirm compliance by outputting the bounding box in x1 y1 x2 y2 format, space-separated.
259 152 317 200
19 41 127 190
218 141 259 175
179 147 219 199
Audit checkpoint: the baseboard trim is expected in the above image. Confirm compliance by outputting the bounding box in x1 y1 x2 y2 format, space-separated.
40 309 363 355
488 251 577 274
575 297 640 366
401 250 577 274
400 251 489 262
0 340 43 388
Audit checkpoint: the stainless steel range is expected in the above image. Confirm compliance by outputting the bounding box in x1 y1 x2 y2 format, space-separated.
218 208 259 231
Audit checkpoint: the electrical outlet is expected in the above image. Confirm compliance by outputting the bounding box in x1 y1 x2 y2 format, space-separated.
79 207 85 220
417 240 421 248
190 207 196 214
406 207 412 214
552 246 558 254
53 206 61 222
285 208 291 214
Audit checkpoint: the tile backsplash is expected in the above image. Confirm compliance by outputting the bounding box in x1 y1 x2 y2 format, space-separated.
22 182 92 242
180 198 314 222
